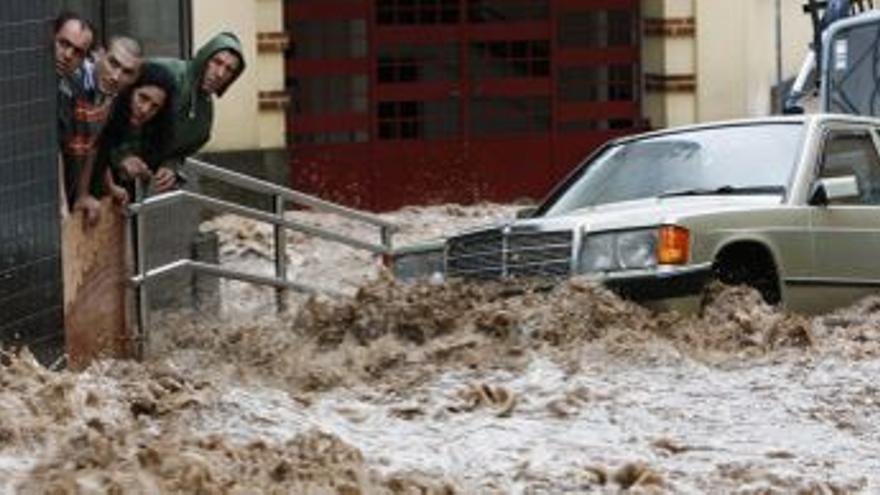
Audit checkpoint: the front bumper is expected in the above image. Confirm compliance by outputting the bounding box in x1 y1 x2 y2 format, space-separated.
391 243 445 281
601 263 714 301
598 263 714 313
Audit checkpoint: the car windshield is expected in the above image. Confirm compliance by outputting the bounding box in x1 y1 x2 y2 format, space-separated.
541 123 804 216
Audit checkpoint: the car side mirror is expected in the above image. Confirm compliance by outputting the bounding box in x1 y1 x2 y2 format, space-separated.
809 175 859 206
516 206 538 219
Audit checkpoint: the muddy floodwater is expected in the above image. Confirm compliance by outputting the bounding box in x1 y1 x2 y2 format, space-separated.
2 204 880 493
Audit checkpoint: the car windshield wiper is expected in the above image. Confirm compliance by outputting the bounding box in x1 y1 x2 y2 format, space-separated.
657 185 785 198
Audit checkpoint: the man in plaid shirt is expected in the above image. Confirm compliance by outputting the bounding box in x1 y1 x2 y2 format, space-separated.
55 12 93 212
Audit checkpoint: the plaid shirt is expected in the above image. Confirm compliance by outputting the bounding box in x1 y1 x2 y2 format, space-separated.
57 61 113 203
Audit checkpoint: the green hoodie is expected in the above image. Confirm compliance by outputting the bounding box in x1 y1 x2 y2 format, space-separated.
150 32 245 164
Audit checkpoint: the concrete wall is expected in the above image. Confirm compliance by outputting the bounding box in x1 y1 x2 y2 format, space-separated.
643 0 813 128
641 0 697 128
696 0 812 122
255 0 287 149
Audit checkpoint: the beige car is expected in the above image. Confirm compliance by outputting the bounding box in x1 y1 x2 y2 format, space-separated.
393 114 880 314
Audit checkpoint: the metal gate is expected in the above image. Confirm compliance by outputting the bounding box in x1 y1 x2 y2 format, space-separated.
286 0 643 211
0 1 64 365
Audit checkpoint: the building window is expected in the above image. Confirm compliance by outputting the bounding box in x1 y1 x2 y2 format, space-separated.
290 75 368 115
377 0 460 25
559 119 635 132
470 40 550 79
61 0 188 56
293 131 369 145
559 10 635 48
378 44 459 83
377 100 460 140
559 65 636 102
467 0 548 23
470 97 550 135
291 20 367 59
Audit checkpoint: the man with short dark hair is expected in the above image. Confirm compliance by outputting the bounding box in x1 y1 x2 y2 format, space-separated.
61 35 144 224
55 12 95 217
54 11 94 79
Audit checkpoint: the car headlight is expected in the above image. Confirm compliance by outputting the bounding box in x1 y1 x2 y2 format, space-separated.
392 246 445 281
577 228 672 274
579 233 617 272
616 229 658 270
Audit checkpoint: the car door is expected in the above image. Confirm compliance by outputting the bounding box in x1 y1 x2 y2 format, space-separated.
805 126 880 312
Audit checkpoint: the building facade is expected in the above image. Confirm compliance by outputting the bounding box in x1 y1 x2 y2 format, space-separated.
197 0 817 211
284 0 643 210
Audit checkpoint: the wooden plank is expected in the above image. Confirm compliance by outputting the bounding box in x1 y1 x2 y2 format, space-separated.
62 198 134 369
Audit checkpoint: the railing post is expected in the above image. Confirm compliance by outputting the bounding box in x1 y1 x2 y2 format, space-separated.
133 180 149 359
380 226 393 267
273 194 288 312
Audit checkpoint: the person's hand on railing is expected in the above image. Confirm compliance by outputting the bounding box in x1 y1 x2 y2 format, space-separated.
103 167 130 208
153 166 177 193
74 194 101 228
108 183 129 208
120 156 153 182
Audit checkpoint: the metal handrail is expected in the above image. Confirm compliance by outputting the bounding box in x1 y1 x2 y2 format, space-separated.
129 189 392 254
128 158 399 358
130 259 342 296
186 158 399 230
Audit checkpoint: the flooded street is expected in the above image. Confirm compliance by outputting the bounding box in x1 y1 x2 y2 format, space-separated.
2 204 880 493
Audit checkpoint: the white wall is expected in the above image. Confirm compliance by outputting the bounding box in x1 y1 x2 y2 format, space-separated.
696 0 812 121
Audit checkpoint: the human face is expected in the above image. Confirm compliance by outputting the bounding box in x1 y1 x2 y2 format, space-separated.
201 50 240 95
54 20 92 77
96 43 142 96
129 85 167 127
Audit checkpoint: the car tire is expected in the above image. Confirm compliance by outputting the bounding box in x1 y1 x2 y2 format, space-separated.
705 244 782 308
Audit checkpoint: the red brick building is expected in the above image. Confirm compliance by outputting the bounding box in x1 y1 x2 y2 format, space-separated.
286 0 643 210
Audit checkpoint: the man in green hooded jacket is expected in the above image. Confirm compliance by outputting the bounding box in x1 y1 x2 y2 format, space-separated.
147 32 245 192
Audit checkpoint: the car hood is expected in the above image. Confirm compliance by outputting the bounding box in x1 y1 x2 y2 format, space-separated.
482 195 783 234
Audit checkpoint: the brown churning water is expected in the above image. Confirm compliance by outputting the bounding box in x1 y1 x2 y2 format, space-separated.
3 205 880 493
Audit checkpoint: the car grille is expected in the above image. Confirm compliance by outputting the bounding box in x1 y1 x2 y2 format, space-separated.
446 228 573 279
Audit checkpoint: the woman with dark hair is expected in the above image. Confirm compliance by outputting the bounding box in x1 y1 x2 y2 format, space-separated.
92 62 177 205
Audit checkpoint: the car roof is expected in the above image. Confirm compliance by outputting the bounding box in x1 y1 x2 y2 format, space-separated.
611 113 880 146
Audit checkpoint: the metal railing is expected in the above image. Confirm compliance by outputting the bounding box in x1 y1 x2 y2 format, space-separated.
126 157 399 357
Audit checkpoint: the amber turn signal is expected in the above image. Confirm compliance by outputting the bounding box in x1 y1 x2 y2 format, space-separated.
657 225 689 265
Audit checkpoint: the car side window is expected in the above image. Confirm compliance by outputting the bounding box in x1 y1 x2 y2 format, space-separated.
819 130 880 205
